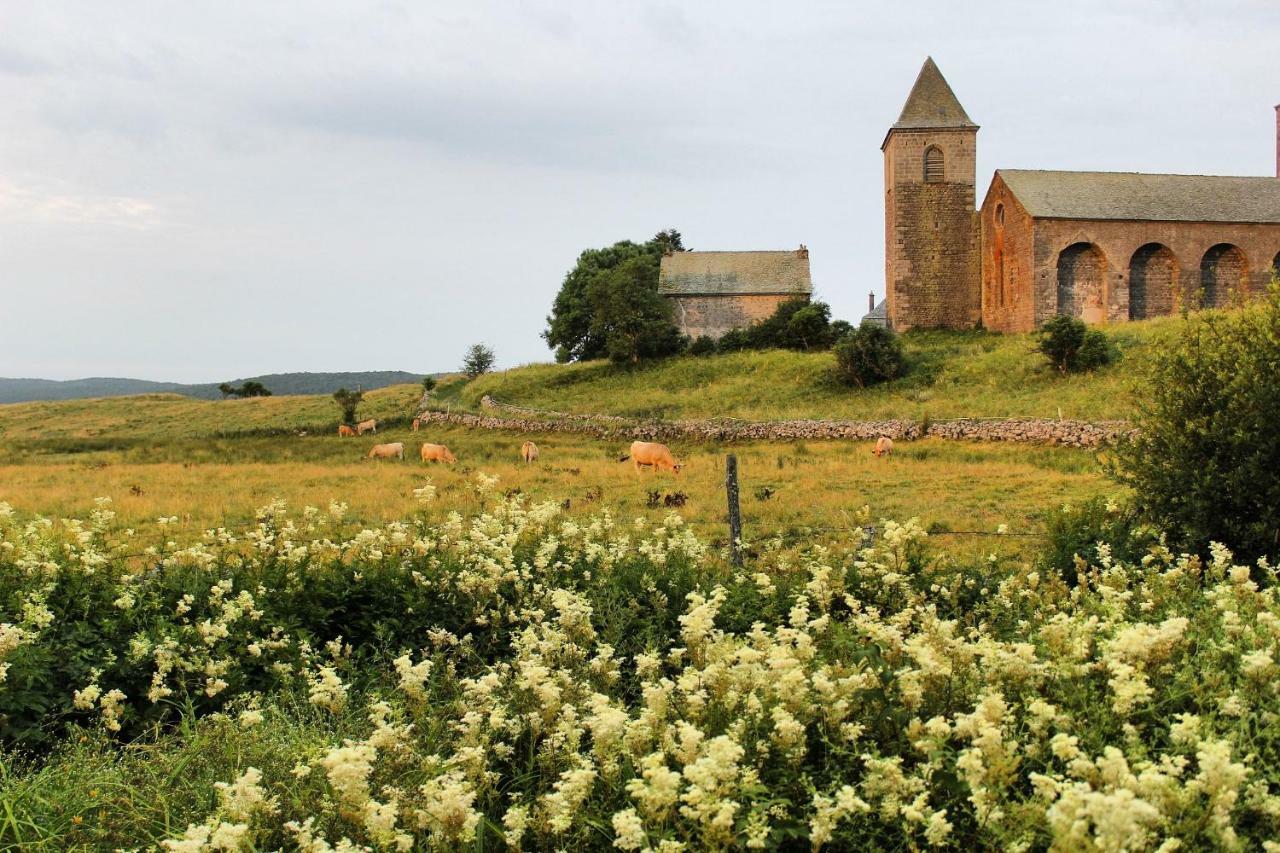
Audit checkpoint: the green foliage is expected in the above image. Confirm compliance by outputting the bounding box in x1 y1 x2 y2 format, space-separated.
217 381 272 399
421 376 437 392
461 344 496 380
1111 286 1280 562
743 298 839 351
1036 315 1115 373
1038 497 1155 586
687 335 717 357
543 230 684 363
332 388 363 424
715 327 750 353
832 322 906 388
586 257 686 365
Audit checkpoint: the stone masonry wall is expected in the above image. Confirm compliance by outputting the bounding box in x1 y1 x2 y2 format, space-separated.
412 396 1133 448
980 174 1039 332
669 293 799 340
884 128 981 331
1016 218 1280 332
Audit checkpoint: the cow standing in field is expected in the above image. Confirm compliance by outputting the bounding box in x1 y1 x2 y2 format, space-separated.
367 442 404 460
520 441 539 464
873 436 894 457
356 419 378 435
620 441 682 475
420 443 457 464
338 424 356 437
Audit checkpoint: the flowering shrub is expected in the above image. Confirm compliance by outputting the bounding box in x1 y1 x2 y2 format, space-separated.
2 492 1280 850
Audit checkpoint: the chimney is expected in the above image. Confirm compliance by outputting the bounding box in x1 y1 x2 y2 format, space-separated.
869 292 875 313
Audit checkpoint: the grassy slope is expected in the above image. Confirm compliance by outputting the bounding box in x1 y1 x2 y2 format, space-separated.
465 318 1180 422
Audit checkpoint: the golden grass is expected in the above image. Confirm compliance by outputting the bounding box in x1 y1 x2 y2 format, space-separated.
0 422 1111 561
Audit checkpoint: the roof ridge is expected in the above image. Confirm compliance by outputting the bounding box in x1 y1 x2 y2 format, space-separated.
997 168 1274 180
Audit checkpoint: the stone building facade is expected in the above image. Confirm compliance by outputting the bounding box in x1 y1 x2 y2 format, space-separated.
658 248 812 339
886 58 1280 333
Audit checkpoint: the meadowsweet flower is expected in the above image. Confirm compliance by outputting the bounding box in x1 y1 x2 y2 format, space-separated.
611 807 646 850
309 666 347 713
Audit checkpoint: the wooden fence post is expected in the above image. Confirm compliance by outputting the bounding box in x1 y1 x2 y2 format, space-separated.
726 454 743 567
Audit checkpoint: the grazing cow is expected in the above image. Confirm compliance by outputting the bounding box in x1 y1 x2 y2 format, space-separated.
338 424 356 437
520 441 539 464
412 418 421 432
356 419 378 436
420 443 457 464
873 436 894 457
367 442 404 460
619 440 682 475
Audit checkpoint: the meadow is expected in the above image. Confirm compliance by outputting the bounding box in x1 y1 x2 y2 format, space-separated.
462 319 1177 422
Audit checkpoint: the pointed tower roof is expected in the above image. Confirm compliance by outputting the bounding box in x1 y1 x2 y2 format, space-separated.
890 57 977 132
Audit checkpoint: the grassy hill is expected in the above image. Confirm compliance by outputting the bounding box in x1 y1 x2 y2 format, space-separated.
0 371 432 404
464 318 1181 422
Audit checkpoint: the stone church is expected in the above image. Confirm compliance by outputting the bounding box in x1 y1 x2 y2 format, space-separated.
659 247 812 339
883 57 1280 332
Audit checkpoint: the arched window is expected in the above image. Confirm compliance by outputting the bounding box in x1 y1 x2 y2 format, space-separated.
995 204 1005 226
923 146 944 183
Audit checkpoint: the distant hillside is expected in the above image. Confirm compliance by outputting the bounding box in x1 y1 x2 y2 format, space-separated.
0 372 433 404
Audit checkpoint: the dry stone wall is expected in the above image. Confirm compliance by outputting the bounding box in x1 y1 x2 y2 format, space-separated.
413 396 1132 448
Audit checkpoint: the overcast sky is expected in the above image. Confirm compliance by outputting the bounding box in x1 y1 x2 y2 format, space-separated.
2 1 1277 381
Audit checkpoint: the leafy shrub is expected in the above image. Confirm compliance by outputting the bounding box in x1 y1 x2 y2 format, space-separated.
687 335 716 356
832 322 905 388
1036 315 1114 373
1038 497 1155 586
715 327 750 353
1111 286 1280 562
746 298 838 351
331 388 363 424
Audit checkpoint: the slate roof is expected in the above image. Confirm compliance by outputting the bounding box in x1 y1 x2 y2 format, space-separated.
658 250 812 297
861 299 888 327
997 169 1280 224
888 57 976 133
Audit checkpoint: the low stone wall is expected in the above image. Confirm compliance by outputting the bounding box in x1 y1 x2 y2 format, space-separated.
416 396 1134 447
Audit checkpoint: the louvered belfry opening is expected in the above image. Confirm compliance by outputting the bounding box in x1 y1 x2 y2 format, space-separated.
923 146 945 183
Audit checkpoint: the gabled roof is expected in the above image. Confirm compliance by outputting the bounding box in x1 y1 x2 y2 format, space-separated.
996 169 1280 224
884 57 976 145
861 299 888 328
658 250 812 297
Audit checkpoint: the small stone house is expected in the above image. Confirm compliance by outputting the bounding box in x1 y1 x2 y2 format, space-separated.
658 247 813 340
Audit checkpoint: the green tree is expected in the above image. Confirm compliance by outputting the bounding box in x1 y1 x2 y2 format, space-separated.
1110 285 1280 562
832 322 906 388
543 230 684 363
1036 315 1114 373
333 388 363 424
587 256 687 364
462 344 496 380
421 376 437 392
238 381 271 398
218 383 235 399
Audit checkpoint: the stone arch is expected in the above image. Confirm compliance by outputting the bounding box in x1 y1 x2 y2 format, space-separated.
1200 244 1248 308
1128 243 1177 320
1273 250 1280 279
1057 242 1108 323
923 146 944 183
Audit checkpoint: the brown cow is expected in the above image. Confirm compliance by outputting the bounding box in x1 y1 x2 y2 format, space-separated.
420 443 457 464
520 441 539 464
338 424 356 437
367 442 404 460
620 440 682 475
356 419 378 436
412 418 421 432
873 436 894 457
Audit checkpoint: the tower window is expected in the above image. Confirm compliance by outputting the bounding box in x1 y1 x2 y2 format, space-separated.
923 146 944 183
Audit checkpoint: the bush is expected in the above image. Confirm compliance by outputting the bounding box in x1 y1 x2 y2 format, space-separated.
832 322 905 388
1111 286 1280 563
1038 497 1155 587
716 327 750 353
1036 315 1114 373
332 388 363 424
687 335 716 356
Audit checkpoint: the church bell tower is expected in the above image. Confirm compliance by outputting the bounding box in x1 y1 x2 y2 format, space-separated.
882 57 981 330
